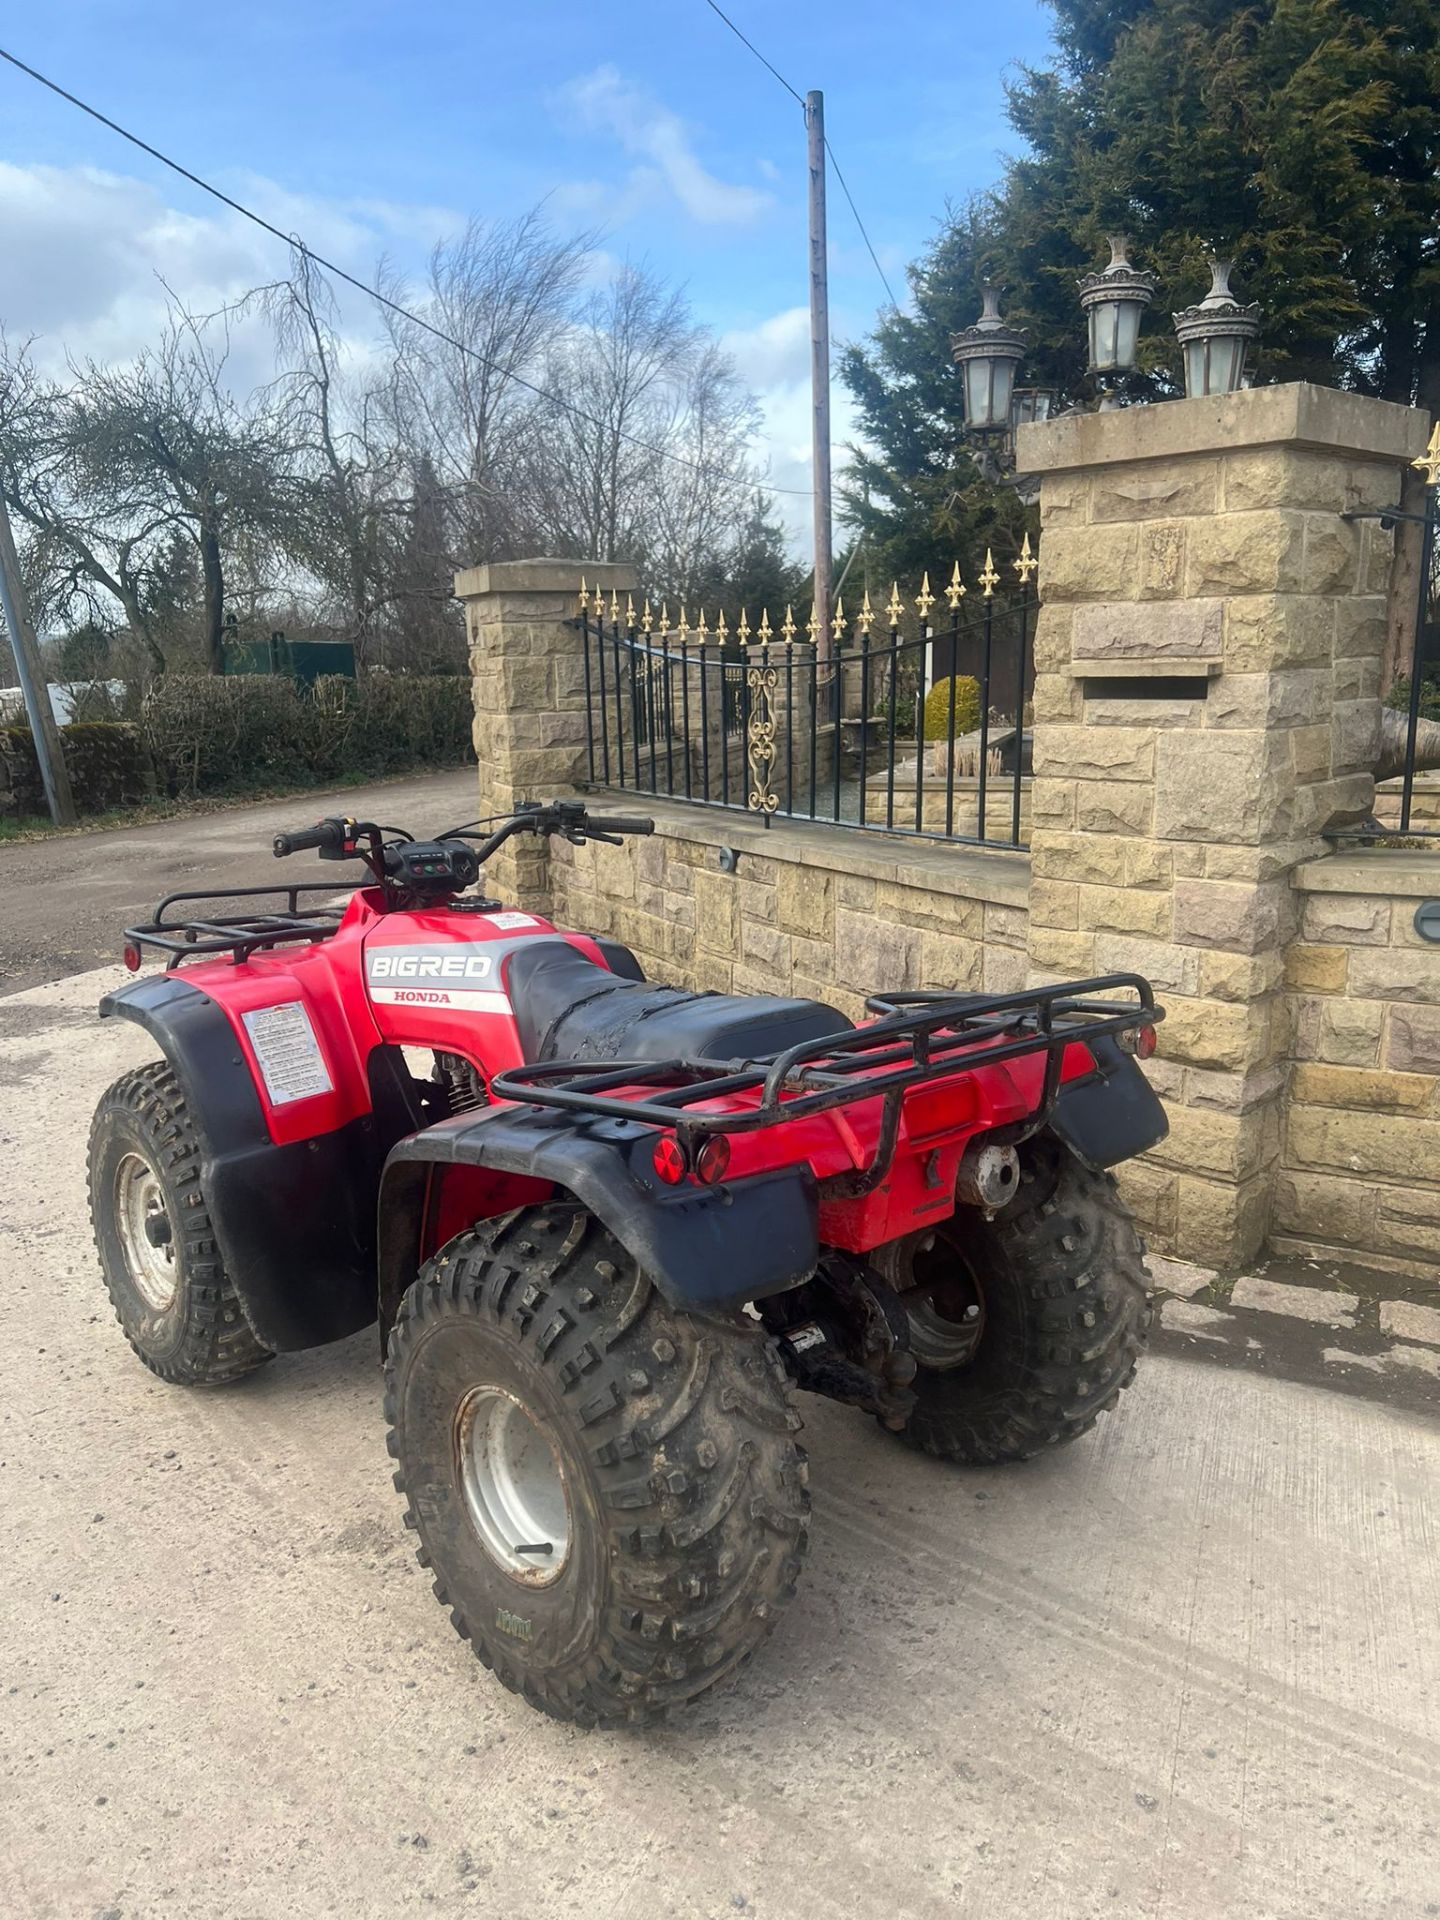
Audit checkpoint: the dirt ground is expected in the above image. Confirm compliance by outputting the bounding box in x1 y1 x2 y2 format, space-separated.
0 767 481 995
1 963 1437 1920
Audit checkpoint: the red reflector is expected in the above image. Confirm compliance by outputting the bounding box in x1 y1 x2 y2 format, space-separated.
123 943 142 972
1135 1023 1157 1060
652 1136 689 1185
694 1135 731 1186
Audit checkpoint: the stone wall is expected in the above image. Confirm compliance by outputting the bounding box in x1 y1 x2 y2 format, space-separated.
548 806 1028 1024
1017 383 1429 1269
457 384 1437 1289
1280 851 1440 1276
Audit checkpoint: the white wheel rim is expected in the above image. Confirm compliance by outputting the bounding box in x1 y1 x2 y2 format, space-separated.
455 1387 572 1587
114 1152 178 1312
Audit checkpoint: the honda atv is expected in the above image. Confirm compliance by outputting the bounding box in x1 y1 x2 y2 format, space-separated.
88 799 1165 1727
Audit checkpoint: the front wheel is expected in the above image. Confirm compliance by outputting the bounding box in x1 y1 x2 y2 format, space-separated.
87 1062 273 1386
384 1203 809 1727
876 1139 1152 1464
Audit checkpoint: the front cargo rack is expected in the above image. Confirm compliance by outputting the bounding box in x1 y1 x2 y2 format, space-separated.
123 884 353 965
490 975 1161 1190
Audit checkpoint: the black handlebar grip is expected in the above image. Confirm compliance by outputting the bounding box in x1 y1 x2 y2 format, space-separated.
586 815 655 836
273 819 344 858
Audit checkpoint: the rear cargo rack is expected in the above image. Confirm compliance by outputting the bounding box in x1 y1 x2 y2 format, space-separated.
124 884 353 965
490 975 1161 1193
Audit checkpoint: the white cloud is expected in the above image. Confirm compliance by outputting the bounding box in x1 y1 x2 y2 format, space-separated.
720 306 856 560
0 161 459 384
556 67 772 228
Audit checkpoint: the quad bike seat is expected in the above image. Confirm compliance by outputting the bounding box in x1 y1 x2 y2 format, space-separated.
505 938 854 1067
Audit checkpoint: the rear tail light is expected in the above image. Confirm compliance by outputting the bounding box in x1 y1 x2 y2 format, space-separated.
694 1135 731 1185
1118 1023 1157 1060
123 942 142 972
652 1136 689 1185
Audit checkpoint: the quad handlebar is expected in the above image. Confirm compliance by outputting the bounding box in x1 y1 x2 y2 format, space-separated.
271 801 655 895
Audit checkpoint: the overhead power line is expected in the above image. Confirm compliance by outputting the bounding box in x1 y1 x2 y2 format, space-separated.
0 44 816 499
823 139 901 314
697 1 901 315
701 0 804 106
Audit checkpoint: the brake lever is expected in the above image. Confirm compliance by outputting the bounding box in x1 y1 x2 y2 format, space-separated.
587 830 623 846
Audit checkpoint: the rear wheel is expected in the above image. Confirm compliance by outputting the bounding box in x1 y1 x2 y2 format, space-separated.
87 1062 273 1386
384 1202 809 1727
876 1139 1151 1464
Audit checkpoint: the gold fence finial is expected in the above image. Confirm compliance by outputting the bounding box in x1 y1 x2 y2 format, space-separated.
915 571 935 619
945 561 965 609
640 598 653 635
781 603 797 642
738 607 753 644
625 593 636 626
659 601 670 635
716 609 729 643
609 588 621 620
806 601 821 644
578 576 590 612
676 603 689 641
886 582 903 625
1013 531 1038 584
979 549 1000 597
1414 422 1440 487
831 595 846 644
758 607 772 643
695 606 709 641
858 588 874 636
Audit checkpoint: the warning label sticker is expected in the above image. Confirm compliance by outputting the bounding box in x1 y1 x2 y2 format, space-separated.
485 911 538 930
242 1002 334 1106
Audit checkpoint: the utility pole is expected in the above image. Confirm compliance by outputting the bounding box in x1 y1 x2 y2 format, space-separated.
0 492 76 826
806 89 833 665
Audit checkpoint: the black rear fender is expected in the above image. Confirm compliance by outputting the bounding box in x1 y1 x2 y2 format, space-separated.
1049 1034 1169 1171
100 974 384 1352
376 1105 820 1347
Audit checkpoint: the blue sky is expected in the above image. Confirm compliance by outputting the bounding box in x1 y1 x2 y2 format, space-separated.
0 0 1058 545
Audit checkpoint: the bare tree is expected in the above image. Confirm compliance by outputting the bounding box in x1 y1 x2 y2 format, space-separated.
70 294 298 672
380 210 591 566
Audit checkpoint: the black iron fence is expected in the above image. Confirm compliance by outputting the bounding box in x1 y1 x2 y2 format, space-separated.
577 544 1038 850
1333 433 1440 842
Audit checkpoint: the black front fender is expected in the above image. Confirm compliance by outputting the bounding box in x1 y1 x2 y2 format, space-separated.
377 1104 820 1339
100 974 378 1351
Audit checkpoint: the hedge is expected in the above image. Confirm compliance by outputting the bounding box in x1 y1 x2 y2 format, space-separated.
0 721 152 818
142 673 474 797
1 675 474 817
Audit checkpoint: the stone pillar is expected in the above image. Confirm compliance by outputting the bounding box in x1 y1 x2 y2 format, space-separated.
454 557 637 911
1017 384 1427 1268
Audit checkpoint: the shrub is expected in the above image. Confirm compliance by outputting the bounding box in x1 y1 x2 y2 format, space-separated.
922 676 982 740
0 721 152 816
141 673 475 798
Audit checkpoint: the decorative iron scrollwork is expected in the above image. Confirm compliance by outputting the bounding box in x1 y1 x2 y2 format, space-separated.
746 664 779 814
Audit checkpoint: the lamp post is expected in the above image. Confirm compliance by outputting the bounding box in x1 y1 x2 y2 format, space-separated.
1077 234 1157 404
1173 258 1261 398
951 284 1029 484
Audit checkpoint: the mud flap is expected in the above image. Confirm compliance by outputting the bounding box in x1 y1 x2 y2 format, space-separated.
1049 1034 1168 1171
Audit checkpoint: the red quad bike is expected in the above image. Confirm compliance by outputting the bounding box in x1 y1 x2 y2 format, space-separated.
89 799 1166 1727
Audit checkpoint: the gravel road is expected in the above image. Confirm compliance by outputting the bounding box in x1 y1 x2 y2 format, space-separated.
1 964 1437 1919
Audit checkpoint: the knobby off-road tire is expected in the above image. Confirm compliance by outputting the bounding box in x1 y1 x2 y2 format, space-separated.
385 1202 810 1728
890 1139 1151 1466
87 1061 273 1386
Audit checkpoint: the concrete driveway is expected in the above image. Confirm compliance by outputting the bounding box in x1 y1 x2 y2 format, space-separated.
0 767 481 995
1 965 1437 1919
